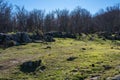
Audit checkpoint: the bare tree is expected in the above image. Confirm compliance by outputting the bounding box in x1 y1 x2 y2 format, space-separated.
44 12 55 32
55 9 69 32
28 9 44 32
94 4 120 33
15 6 28 32
0 0 12 32
70 7 92 33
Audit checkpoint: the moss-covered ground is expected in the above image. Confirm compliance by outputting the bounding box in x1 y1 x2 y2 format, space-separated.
0 35 120 80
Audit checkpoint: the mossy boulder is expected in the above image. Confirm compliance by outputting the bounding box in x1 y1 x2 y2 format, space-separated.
20 60 43 73
44 35 55 42
13 32 32 43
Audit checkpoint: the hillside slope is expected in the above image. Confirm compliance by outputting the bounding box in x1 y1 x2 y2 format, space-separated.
0 38 120 80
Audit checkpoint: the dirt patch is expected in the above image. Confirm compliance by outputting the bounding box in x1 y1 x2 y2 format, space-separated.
0 54 42 72
0 59 20 71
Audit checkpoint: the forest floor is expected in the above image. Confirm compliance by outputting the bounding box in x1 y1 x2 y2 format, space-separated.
0 36 120 80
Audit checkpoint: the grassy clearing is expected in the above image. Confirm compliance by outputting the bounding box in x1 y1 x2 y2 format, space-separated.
0 37 120 80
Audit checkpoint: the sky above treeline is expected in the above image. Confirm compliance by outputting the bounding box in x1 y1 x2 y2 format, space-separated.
7 0 120 14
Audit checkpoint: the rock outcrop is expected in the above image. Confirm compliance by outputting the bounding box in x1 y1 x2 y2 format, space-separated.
0 32 55 47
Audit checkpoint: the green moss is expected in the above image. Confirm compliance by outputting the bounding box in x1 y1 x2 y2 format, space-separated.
0 36 120 79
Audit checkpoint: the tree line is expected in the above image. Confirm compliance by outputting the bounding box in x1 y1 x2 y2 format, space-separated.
0 0 120 34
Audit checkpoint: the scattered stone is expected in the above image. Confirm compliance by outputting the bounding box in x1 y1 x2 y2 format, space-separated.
99 32 120 40
64 32 76 38
0 32 56 48
67 56 78 61
0 66 3 70
20 60 42 73
112 74 120 80
102 38 106 41
6 40 17 47
46 46 51 49
111 47 114 49
0 32 32 47
43 46 51 49
45 31 63 38
90 48 93 49
107 74 120 80
91 64 95 67
0 33 9 45
96 61 103 64
116 65 120 69
33 40 43 43
32 30 44 40
9 59 19 64
90 75 100 80
71 69 79 72
89 37 94 41
44 35 55 42
106 77 112 80
40 66 46 71
81 48 86 50
103 65 112 70
15 32 32 43
45 31 76 38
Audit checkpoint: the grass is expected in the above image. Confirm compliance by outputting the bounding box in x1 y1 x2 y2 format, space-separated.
0 36 120 80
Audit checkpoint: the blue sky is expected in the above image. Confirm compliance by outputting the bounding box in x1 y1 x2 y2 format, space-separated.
7 0 120 14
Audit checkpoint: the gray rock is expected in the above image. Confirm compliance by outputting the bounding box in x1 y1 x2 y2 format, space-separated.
32 31 44 40
103 65 112 70
0 33 14 46
90 76 100 80
15 32 32 43
112 75 120 80
67 56 78 61
20 60 42 73
0 32 32 47
107 74 120 80
44 35 55 42
0 33 5 44
45 31 76 38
